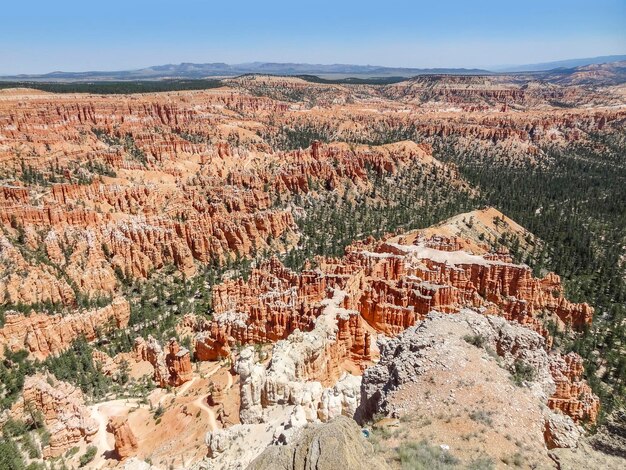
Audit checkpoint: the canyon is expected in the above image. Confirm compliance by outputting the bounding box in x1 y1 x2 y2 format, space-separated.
0 73 624 469
0 78 622 313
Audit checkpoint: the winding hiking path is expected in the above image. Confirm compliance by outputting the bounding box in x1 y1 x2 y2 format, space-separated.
193 394 218 431
89 398 144 457
91 405 113 453
88 362 231 458
189 364 225 431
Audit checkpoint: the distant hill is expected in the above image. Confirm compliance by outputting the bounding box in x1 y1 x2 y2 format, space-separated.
2 56 625 84
495 55 626 73
539 60 626 86
0 62 491 82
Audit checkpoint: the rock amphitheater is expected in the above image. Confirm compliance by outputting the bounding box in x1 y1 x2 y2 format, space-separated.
0 78 624 468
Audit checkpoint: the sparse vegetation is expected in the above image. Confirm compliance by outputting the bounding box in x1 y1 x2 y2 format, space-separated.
466 457 495 470
0 349 37 411
463 334 487 349
434 132 626 419
501 452 525 467
154 404 165 419
0 436 25 470
44 337 113 400
511 359 536 386
281 164 476 271
469 410 494 427
396 440 460 469
79 446 97 467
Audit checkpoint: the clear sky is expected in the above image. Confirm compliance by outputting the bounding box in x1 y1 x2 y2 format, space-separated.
1 0 624 74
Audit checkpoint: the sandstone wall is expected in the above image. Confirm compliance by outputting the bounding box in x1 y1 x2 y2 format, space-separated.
0 297 130 359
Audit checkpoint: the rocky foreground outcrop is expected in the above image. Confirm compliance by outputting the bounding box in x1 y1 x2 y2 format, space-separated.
357 309 598 427
354 310 598 467
248 416 389 470
7 374 98 457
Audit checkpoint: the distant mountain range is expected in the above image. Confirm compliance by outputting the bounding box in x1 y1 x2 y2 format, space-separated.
494 54 626 72
1 55 625 82
1 63 490 82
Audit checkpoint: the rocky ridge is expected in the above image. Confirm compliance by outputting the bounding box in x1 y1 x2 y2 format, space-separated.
192 209 601 468
197 209 596 427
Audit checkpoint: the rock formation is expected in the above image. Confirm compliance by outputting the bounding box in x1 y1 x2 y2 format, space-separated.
0 297 130 359
248 416 389 470
8 374 98 457
92 349 119 376
357 309 597 443
3 81 618 313
134 336 192 387
0 80 620 469
197 208 593 379
237 344 361 427
164 338 193 386
190 208 600 436
548 352 600 423
544 412 583 449
233 286 364 425
107 415 139 460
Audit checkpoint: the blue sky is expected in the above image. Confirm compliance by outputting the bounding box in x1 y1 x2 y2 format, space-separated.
1 0 624 74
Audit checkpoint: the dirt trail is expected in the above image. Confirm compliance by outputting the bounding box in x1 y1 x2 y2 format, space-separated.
91 405 113 453
157 376 198 406
190 364 225 431
226 370 234 389
156 363 221 405
193 394 218 431
89 362 228 458
89 398 144 458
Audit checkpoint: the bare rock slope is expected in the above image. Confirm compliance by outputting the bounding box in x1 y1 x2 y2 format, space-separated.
356 309 620 469
248 415 389 470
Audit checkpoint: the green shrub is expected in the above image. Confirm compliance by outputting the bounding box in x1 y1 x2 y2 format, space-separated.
154 404 165 419
20 432 40 459
0 436 25 470
38 429 50 448
2 418 28 437
25 463 46 470
463 334 487 348
469 410 494 426
66 446 80 457
79 446 98 467
512 359 535 386
466 457 495 470
512 452 524 467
